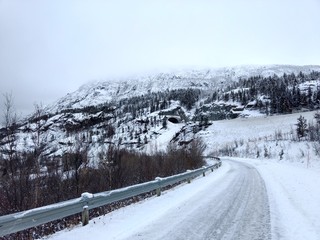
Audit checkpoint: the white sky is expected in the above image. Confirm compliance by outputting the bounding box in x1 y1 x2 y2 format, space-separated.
0 0 320 117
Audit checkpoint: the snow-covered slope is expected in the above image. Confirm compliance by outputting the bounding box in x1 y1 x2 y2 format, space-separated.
47 65 320 113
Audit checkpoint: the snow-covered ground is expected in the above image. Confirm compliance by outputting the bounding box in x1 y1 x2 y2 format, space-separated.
200 110 320 168
200 111 316 154
144 122 185 153
227 157 320 240
43 111 320 239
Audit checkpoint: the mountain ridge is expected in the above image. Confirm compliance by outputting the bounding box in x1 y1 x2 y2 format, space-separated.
1 64 319 173
47 64 320 113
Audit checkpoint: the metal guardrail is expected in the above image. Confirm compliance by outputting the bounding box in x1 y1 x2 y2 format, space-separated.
0 161 221 237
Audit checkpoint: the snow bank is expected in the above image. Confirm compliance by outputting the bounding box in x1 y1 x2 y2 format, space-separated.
227 157 320 240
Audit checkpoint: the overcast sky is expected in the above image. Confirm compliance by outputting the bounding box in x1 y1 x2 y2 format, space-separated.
1 0 320 117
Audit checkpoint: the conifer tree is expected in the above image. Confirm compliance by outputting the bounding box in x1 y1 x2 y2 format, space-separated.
296 115 308 140
162 116 168 129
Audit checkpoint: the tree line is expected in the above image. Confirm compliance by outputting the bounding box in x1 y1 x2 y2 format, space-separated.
213 71 320 115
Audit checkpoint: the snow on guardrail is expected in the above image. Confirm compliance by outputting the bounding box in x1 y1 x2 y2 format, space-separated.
0 160 221 237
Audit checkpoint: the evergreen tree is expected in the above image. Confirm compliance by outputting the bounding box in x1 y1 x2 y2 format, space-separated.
314 111 320 125
296 115 308 140
162 116 168 129
307 86 314 109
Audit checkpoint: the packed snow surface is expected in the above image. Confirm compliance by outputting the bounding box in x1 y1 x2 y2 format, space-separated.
228 157 320 240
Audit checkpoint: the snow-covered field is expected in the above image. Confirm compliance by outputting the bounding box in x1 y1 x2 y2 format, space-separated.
44 111 320 240
200 111 316 155
200 110 320 168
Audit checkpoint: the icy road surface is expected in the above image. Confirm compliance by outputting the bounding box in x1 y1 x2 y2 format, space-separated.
47 160 271 240
121 159 271 240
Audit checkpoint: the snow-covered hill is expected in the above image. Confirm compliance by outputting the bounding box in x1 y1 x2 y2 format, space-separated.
47 65 320 113
2 64 320 168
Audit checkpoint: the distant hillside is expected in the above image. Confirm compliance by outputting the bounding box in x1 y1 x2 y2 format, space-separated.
1 64 320 165
47 65 320 113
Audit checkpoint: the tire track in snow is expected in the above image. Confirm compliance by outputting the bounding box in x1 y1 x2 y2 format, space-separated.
122 160 271 240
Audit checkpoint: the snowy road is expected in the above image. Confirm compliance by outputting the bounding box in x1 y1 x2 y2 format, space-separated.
45 159 320 240
47 160 272 240
121 159 271 240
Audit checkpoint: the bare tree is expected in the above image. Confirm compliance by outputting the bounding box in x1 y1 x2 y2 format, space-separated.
0 93 22 213
31 102 48 207
32 103 47 150
186 138 206 169
1 93 18 160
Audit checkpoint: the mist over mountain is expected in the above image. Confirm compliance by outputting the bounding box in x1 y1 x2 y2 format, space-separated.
47 65 320 113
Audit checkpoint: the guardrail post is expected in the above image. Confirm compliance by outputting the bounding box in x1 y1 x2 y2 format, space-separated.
81 192 93 226
155 177 162 196
82 206 89 226
202 166 206 177
186 170 191 183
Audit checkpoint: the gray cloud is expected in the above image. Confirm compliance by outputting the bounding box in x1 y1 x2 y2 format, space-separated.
0 0 320 117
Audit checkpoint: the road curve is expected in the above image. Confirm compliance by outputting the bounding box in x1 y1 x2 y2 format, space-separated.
122 159 271 240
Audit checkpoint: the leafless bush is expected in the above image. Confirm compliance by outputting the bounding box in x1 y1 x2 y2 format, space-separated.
274 129 283 141
313 142 320 157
